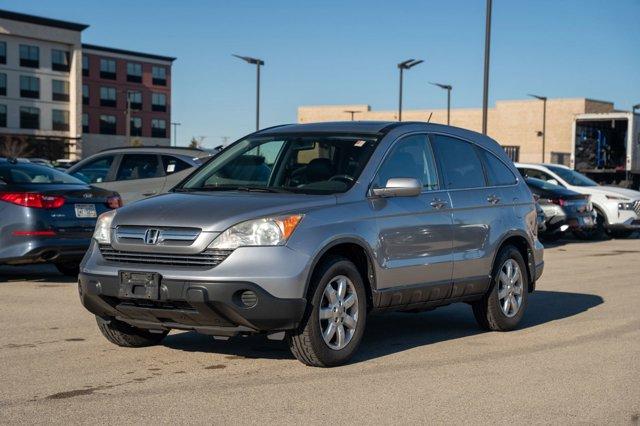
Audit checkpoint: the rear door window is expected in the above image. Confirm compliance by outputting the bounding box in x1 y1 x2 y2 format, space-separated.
162 155 192 174
71 155 115 183
477 149 517 186
431 135 486 189
116 154 163 181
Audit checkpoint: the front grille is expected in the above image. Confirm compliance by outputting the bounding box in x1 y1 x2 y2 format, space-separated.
633 200 640 216
99 244 232 268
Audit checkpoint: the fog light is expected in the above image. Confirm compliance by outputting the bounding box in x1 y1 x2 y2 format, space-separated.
239 290 258 308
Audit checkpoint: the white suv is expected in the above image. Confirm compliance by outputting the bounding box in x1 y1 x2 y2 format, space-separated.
516 163 640 239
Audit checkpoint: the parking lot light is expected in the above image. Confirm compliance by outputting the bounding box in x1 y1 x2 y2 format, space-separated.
397 59 424 122
344 110 362 121
528 94 548 162
233 54 265 131
429 82 452 125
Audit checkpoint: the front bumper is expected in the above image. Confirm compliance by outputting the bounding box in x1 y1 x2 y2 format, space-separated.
79 272 306 334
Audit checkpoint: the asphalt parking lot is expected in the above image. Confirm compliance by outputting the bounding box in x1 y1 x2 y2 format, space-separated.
1 237 639 424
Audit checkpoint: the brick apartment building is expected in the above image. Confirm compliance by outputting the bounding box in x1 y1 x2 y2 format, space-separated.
0 9 175 160
80 44 175 157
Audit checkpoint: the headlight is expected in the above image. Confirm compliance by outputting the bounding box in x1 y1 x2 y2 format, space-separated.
618 202 635 210
209 214 303 250
93 210 116 244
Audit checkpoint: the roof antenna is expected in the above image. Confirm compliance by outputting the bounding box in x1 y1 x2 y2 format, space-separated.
426 112 433 123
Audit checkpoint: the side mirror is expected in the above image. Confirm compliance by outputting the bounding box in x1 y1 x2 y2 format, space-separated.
371 178 422 198
547 178 559 186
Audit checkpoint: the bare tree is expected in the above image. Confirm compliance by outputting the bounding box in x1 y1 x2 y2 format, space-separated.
0 135 33 158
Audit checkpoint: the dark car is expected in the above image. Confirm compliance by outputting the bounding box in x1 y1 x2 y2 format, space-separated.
525 177 594 240
0 158 121 275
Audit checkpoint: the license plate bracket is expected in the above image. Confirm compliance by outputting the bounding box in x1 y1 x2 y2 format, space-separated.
119 271 160 300
75 203 97 218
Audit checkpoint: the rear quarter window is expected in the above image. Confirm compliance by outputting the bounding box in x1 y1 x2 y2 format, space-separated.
477 149 517 186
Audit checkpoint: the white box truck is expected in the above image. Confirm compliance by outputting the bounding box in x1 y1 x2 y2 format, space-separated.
571 112 640 189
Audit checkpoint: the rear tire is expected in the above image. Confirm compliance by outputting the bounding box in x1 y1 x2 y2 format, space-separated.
472 245 529 331
288 256 367 367
54 261 80 277
96 316 168 347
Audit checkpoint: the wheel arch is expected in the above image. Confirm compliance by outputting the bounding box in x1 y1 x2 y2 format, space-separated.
492 231 536 293
304 237 377 310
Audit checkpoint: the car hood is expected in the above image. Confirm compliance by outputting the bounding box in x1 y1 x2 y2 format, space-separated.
580 185 640 200
111 191 337 232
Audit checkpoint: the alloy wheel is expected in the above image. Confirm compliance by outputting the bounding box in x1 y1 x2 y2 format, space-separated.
319 275 359 350
497 259 523 318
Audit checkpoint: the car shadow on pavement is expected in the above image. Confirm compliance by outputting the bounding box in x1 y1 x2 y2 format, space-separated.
162 290 603 363
0 264 77 284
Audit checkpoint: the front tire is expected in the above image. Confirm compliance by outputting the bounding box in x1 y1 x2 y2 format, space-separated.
54 261 80 277
472 245 529 331
288 256 367 367
96 317 168 347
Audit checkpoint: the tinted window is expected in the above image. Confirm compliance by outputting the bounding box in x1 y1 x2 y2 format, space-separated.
478 149 517 186
72 155 114 183
162 156 192 174
519 168 553 182
432 135 485 189
0 163 84 184
116 154 162 181
374 134 438 190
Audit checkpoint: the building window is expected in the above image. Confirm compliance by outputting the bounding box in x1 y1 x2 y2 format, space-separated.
99 115 116 134
0 105 6 127
0 42 6 64
20 75 40 99
128 91 142 110
152 66 166 85
51 49 70 72
52 109 69 131
20 106 40 129
100 86 117 107
82 113 89 133
82 84 89 105
127 62 142 83
0 73 6 96
52 80 70 102
151 118 166 137
502 146 520 162
551 152 571 166
100 58 117 79
82 55 89 76
19 44 39 68
130 117 142 136
151 92 166 112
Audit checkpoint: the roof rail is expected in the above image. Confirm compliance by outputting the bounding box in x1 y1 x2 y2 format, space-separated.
98 145 205 153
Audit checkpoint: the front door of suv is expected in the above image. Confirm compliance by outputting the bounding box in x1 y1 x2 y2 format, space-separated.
431 134 513 297
372 134 453 298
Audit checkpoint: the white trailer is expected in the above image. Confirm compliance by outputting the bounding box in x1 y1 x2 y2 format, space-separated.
571 112 640 189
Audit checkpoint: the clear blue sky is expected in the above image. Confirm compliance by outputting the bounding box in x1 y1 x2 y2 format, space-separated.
6 0 640 147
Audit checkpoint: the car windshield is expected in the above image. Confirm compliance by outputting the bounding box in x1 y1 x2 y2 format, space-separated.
179 134 379 194
546 165 598 187
526 177 565 191
0 162 86 185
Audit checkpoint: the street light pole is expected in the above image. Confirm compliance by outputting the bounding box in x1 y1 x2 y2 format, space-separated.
528 94 547 162
171 122 181 147
397 59 424 122
343 110 362 121
233 54 265 131
482 0 492 134
429 82 453 125
124 90 131 146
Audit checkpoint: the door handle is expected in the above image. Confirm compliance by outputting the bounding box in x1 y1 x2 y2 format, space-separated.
142 191 158 197
430 199 448 209
487 194 500 204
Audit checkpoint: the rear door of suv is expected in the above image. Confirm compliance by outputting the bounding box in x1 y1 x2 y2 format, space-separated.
431 134 514 298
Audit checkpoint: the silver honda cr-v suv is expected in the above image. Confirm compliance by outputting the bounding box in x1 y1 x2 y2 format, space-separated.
79 121 544 367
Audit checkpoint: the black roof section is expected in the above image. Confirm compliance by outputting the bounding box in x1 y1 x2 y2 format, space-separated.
82 44 176 62
0 9 89 31
258 121 399 135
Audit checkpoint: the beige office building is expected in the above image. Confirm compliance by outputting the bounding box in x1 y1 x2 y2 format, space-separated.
298 98 617 164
